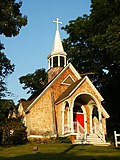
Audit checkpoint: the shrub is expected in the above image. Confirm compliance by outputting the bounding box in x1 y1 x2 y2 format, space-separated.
55 137 71 143
1 118 27 145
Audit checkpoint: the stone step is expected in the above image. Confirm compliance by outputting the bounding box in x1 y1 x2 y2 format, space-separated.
76 133 105 145
87 134 104 143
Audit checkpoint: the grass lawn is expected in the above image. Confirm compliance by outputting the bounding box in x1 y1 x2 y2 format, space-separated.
0 143 120 160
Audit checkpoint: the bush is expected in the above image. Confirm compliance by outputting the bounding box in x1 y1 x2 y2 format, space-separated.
28 136 71 144
55 137 71 143
1 118 27 145
12 129 27 145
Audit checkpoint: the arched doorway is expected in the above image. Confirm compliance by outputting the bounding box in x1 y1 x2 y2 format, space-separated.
73 93 99 134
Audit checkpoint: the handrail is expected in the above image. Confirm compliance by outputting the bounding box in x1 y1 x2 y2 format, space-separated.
63 121 86 142
74 121 86 141
95 123 105 142
64 123 71 134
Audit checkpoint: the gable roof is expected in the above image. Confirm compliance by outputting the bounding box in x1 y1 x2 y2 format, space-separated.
55 76 104 104
56 77 85 104
19 98 36 111
25 63 81 112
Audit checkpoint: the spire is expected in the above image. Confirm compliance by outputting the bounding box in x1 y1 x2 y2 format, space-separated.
51 18 66 55
52 30 64 53
47 18 67 82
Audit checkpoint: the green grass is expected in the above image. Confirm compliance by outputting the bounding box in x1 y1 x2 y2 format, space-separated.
0 143 120 160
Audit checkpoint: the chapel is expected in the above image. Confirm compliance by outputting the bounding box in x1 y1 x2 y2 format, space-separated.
18 18 110 145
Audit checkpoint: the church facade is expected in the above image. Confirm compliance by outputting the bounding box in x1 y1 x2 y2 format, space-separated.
18 18 110 145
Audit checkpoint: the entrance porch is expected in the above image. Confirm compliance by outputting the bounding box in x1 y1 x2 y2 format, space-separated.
61 93 108 145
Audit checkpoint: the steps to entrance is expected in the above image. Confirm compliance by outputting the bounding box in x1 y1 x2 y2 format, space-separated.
74 133 110 146
87 133 104 144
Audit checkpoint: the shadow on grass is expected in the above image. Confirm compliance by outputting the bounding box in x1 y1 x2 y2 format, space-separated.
0 145 120 160
0 152 120 160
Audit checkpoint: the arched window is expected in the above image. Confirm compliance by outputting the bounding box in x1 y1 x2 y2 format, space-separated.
64 102 69 125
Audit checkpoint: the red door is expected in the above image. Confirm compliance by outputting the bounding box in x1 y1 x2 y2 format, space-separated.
76 113 84 128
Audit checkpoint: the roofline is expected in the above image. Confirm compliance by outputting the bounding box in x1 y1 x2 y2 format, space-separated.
47 51 67 59
100 105 110 118
56 76 86 104
69 63 81 79
69 76 86 97
56 76 104 105
25 63 81 112
85 76 104 101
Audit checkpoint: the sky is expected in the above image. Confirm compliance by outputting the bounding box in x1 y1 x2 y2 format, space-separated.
1 0 91 104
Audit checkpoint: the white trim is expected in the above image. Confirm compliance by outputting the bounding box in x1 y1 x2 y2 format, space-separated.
69 77 86 97
56 76 86 104
56 76 104 105
90 107 93 133
28 134 57 139
114 131 120 147
25 63 81 112
98 110 102 129
74 92 101 110
72 93 101 134
69 63 81 79
81 105 87 133
86 76 104 101
62 100 71 135
70 105 74 132
61 74 75 85
69 100 74 133
100 105 110 118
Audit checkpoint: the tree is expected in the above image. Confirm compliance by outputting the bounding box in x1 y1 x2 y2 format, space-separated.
62 0 120 133
0 0 27 144
19 68 48 95
0 0 27 37
0 99 15 123
0 118 27 145
0 0 27 98
0 48 15 98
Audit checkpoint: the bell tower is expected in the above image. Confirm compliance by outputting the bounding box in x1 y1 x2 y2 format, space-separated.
47 18 67 82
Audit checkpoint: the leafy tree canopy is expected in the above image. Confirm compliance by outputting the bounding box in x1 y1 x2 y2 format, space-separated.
0 1 27 145
0 49 15 98
62 0 120 132
0 0 27 98
19 68 48 95
0 0 27 37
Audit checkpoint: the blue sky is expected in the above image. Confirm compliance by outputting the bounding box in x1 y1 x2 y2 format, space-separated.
1 0 91 104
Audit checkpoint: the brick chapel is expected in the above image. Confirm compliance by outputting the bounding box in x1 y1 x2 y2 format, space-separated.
18 18 110 144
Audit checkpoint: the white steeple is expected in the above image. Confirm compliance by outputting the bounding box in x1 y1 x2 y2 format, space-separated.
47 18 67 70
52 18 65 54
52 29 64 54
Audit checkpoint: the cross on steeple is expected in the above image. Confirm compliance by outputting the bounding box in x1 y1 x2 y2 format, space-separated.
53 18 62 31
